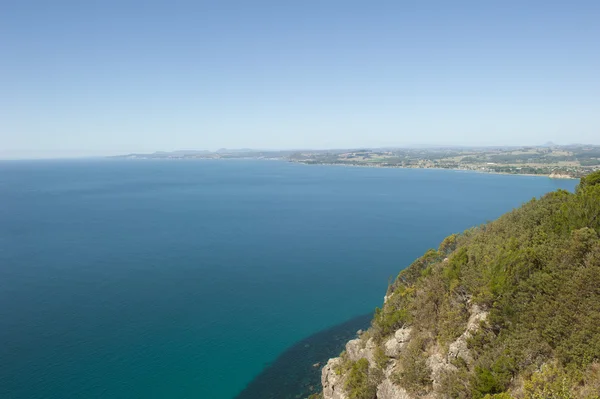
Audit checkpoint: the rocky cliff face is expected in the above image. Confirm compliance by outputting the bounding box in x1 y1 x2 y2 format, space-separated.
321 305 487 399
549 172 575 179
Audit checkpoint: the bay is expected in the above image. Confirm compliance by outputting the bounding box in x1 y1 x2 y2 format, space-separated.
0 160 577 398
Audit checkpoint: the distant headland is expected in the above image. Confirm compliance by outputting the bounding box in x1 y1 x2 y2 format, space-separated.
111 144 600 178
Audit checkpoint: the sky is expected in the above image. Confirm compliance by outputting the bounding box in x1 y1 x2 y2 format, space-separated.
1 1 599 158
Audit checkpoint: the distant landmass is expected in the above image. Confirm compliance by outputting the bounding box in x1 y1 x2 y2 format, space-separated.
112 144 600 178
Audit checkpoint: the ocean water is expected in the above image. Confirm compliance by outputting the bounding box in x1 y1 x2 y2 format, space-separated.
0 160 577 399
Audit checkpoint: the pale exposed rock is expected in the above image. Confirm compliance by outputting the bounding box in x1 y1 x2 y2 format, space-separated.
447 338 471 363
384 327 412 357
322 358 348 399
549 172 574 179
345 338 363 361
384 359 398 378
377 378 414 399
395 327 412 343
447 304 488 364
322 304 488 399
384 337 400 358
345 337 377 364
427 348 456 391
427 351 446 378
365 337 377 364
378 359 420 398
466 304 488 333
429 305 488 391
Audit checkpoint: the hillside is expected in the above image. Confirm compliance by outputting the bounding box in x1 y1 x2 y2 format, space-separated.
314 171 600 399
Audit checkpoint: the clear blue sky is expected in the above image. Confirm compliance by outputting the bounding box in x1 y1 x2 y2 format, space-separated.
1 1 599 158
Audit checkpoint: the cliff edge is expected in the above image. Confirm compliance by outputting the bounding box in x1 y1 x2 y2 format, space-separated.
314 171 600 399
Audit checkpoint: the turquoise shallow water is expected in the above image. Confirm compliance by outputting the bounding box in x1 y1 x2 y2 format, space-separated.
0 160 577 398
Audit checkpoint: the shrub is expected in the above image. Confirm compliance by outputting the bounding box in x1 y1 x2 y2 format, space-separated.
373 344 389 370
394 335 432 395
437 366 472 399
483 394 515 399
344 358 377 399
472 356 515 398
523 362 573 399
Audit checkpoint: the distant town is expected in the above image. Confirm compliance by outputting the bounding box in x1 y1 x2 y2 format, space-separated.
113 144 600 178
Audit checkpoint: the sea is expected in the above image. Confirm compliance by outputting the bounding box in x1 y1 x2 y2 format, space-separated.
0 159 577 399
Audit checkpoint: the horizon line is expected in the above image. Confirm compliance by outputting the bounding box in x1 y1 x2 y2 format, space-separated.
3 142 600 161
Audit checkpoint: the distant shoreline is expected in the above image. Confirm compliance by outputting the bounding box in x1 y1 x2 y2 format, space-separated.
291 160 580 179
106 155 582 179
108 145 599 179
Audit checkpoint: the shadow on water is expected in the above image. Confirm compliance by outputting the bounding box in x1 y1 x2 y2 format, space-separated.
234 313 372 399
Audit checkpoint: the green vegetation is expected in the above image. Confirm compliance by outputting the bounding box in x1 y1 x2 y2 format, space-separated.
345 358 377 399
332 345 387 399
362 171 600 398
333 356 380 399
392 336 432 395
373 344 389 371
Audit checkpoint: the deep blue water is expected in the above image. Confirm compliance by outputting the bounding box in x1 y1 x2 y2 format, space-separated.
0 160 577 399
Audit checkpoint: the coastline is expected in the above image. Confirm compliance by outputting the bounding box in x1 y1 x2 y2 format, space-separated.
290 160 580 179
234 314 372 399
103 157 584 180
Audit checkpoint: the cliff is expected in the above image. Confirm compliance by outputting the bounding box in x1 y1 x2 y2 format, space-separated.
549 172 575 179
315 171 600 399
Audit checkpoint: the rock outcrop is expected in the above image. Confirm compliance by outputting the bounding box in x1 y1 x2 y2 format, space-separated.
377 378 413 399
321 305 487 399
322 358 348 399
447 304 487 364
549 172 574 179
384 327 411 358
346 337 377 363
